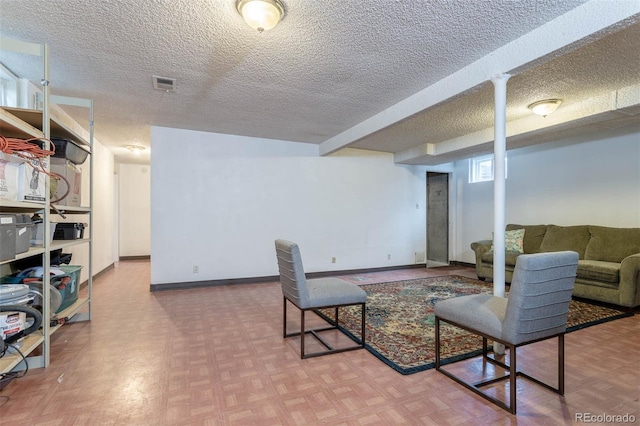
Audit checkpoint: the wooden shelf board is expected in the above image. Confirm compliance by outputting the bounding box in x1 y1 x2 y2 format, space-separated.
0 202 91 214
1 107 90 148
0 246 46 266
50 297 90 335
0 107 44 139
0 242 92 266
0 331 44 373
0 199 46 212
50 239 90 251
51 205 91 214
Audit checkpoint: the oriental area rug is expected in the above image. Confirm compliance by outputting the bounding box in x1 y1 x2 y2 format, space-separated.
319 275 633 375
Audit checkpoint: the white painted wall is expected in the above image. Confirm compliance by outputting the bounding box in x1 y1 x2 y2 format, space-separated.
454 127 640 264
153 126 321 157
64 138 117 282
150 127 428 286
118 163 151 257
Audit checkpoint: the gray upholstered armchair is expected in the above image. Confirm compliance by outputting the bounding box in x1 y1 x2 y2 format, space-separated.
274 239 367 359
434 251 579 414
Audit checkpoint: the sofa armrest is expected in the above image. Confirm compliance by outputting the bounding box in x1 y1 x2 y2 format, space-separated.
619 253 640 308
471 240 492 264
470 240 493 281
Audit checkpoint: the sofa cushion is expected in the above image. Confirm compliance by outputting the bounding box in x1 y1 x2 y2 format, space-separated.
482 251 521 267
539 225 590 259
577 260 620 283
585 226 640 263
507 224 547 254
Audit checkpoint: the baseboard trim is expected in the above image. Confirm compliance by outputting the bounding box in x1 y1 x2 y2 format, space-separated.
450 260 475 268
150 275 279 292
307 263 426 279
119 255 151 260
150 263 427 292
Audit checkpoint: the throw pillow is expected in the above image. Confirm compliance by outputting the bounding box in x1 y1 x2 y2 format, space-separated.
506 224 547 253
490 228 525 253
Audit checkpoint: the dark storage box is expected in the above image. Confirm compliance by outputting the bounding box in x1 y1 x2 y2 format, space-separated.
51 138 90 165
53 223 85 240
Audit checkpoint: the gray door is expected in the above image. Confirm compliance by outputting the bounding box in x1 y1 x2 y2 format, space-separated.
427 172 449 266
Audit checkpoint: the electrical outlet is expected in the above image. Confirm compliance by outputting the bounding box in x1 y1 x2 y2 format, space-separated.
193 265 199 274
331 257 336 264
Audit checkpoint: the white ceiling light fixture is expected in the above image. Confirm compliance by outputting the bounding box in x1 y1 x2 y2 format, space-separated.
236 0 285 32
528 99 562 117
125 145 146 154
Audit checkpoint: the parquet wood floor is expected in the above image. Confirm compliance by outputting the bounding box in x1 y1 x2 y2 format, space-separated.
0 261 637 425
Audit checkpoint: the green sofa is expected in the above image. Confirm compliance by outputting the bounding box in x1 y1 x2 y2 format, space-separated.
471 224 640 308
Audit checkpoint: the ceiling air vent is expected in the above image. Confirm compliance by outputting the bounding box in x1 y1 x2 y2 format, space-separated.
152 75 176 92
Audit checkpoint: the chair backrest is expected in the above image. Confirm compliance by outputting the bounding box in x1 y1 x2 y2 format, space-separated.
275 239 310 309
502 251 579 345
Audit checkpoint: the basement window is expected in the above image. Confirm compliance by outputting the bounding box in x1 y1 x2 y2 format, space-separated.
469 154 508 183
0 62 18 107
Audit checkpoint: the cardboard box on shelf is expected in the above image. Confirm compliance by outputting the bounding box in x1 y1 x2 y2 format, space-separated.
0 153 26 202
50 158 81 207
17 157 47 203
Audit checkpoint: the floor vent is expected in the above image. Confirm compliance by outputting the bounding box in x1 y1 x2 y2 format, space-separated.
152 75 176 92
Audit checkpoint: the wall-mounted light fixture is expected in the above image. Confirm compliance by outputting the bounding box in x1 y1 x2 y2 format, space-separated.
236 0 285 32
528 99 562 117
125 145 146 154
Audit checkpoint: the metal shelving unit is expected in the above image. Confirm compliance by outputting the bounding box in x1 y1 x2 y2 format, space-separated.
0 37 93 372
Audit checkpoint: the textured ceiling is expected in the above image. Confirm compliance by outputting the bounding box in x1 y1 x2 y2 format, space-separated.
351 21 640 154
0 0 638 165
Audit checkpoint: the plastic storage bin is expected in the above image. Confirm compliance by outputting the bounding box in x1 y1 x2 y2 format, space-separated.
53 223 85 240
56 265 82 312
32 222 57 246
0 214 16 261
1 266 79 314
51 138 90 165
14 214 34 254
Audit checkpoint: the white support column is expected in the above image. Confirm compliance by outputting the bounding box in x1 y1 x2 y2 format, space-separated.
41 43 51 368
491 73 510 298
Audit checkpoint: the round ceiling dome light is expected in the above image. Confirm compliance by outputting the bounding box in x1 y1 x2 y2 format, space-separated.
236 0 285 32
528 99 562 117
125 145 146 154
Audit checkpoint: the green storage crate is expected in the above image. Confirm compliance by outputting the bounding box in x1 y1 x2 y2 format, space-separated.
55 265 82 313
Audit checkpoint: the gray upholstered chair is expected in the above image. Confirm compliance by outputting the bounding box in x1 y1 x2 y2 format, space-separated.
434 251 579 414
275 239 366 359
